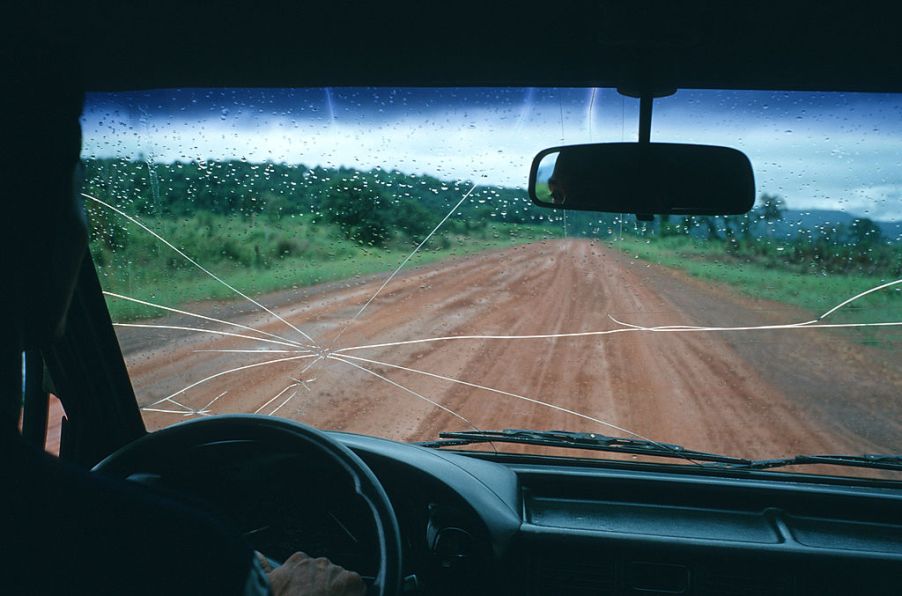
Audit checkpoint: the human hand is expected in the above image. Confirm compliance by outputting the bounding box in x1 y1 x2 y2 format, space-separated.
263 551 366 596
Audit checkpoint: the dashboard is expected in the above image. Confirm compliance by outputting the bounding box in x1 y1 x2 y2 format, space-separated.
134 432 902 595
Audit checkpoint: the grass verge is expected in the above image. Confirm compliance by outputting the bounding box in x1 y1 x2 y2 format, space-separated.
96 223 552 321
610 235 901 349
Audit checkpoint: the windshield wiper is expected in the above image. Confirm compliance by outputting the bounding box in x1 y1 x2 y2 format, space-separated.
416 429 751 466
417 429 902 473
728 454 902 473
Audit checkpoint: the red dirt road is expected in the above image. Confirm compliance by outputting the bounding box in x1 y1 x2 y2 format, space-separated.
123 239 901 465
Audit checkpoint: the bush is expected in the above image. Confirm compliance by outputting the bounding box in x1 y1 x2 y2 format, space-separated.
275 238 302 257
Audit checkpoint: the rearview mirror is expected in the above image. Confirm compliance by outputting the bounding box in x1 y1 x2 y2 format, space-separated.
529 143 754 217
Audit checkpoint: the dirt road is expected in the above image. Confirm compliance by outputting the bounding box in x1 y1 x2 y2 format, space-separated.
123 239 901 464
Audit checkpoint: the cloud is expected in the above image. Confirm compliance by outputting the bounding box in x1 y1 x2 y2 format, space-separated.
81 88 902 221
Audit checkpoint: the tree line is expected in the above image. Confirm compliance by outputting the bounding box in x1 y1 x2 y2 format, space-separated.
83 158 549 251
652 195 899 276
83 158 898 277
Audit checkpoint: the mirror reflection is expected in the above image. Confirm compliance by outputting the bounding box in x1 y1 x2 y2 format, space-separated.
529 143 755 217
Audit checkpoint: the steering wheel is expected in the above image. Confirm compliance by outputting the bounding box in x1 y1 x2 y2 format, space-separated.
93 415 403 596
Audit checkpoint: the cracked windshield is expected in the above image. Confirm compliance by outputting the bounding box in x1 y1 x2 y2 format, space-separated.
81 88 901 477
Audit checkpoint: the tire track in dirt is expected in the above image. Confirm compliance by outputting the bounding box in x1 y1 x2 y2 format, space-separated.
126 239 901 467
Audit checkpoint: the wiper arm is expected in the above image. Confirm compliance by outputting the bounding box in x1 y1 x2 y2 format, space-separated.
416 429 751 465
730 453 902 473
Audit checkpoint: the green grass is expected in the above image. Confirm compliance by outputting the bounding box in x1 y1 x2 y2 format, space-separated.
534 181 553 203
610 235 901 348
94 219 552 321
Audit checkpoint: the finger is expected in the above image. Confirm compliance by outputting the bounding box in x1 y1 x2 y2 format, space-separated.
347 574 367 596
285 551 311 564
341 571 365 588
314 556 333 569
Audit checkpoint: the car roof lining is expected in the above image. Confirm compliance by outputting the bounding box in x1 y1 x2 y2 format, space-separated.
66 1 902 93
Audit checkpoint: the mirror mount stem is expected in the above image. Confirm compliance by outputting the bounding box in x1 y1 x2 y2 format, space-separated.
636 94 655 221
638 94 653 145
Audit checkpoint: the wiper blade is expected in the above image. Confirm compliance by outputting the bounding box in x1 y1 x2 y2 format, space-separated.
416 429 750 465
729 453 902 473
417 429 902 474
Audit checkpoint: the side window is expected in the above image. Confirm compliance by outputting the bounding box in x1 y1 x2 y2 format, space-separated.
19 351 65 456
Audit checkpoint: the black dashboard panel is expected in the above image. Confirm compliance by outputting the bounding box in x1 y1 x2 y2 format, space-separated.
334 433 520 594
128 430 902 595
513 465 902 595
333 434 902 596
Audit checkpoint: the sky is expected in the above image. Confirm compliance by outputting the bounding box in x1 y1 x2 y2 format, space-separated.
82 88 902 221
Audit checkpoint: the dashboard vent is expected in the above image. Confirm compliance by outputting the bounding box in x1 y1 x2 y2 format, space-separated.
534 558 617 595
